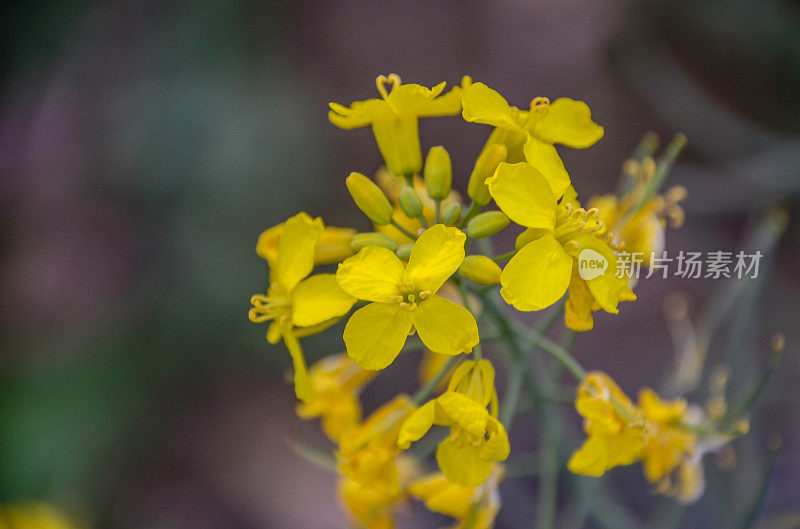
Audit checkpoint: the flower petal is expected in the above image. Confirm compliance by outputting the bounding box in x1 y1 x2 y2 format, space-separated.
567 436 609 476
532 98 604 148
480 417 511 462
500 234 572 311
522 138 571 198
486 162 557 230
291 274 356 327
404 225 466 293
462 82 525 131
343 302 413 370
565 266 596 332
337 246 405 302
435 391 489 436
398 400 436 449
574 233 636 313
413 295 479 356
275 212 324 292
436 440 492 487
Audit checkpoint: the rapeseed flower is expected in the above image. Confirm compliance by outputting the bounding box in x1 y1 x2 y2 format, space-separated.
486 162 634 330
462 82 603 197
296 353 376 441
337 224 479 370
398 360 510 487
408 464 504 529
249 212 357 401
256 222 355 266
329 74 468 178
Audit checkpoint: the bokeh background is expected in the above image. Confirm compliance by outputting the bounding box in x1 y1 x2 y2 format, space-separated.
1 1 799 528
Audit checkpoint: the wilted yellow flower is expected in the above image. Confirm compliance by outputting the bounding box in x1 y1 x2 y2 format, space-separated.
398 360 510 487
249 212 357 401
256 223 355 266
337 396 418 529
337 224 479 370
462 82 603 198
296 353 376 441
329 74 468 177
0 503 84 529
408 464 504 529
486 162 635 330
567 372 646 477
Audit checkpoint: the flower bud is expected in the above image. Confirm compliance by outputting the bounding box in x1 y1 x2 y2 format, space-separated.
459 255 501 285
398 187 424 219
465 211 509 239
350 232 399 252
468 144 507 205
424 146 452 200
396 243 414 261
441 202 462 225
346 172 394 225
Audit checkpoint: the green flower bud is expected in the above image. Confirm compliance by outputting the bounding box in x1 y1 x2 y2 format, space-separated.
459 255 502 285
398 187 424 219
346 172 394 225
396 243 414 261
424 146 452 200
468 144 507 205
350 232 399 252
441 202 462 225
465 211 510 239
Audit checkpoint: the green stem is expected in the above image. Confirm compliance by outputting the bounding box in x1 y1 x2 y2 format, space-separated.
459 200 481 228
435 199 442 224
417 214 429 229
390 218 417 240
491 249 518 262
411 354 459 405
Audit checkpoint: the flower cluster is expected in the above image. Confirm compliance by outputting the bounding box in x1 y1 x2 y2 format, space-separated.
249 75 754 528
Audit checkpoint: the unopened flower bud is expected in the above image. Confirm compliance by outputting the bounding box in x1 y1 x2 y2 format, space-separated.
441 202 462 225
350 232 399 252
468 144 507 205
459 255 501 285
346 172 394 225
398 187 424 218
466 211 509 239
424 146 452 200
396 243 414 261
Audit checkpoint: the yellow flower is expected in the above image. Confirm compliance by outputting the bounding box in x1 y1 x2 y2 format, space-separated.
249 212 357 401
256 223 356 266
0 503 84 529
374 169 462 245
638 388 696 484
337 396 418 529
398 360 510 487
336 224 479 370
462 82 603 198
486 163 634 329
408 464 504 529
296 353 376 442
329 74 468 177
588 185 686 267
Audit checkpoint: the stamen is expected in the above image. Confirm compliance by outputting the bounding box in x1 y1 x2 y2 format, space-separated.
531 96 550 113
419 290 432 300
375 75 390 99
564 239 579 254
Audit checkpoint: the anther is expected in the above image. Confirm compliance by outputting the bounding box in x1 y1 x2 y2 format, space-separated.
419 290 432 300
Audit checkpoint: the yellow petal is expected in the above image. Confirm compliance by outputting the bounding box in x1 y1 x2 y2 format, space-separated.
398 400 436 449
404 225 466 293
436 440 493 487
413 294 479 356
337 246 405 302
565 266 596 332
485 162 557 230
275 212 323 292
408 473 473 519
480 417 511 462
522 138 571 198
435 391 489 437
567 436 608 476
461 82 525 131
532 98 604 148
500 234 572 311
281 329 313 402
390 82 464 117
291 273 356 327
343 302 413 370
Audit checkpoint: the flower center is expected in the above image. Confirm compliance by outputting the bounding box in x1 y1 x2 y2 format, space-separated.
388 285 432 311
553 203 606 253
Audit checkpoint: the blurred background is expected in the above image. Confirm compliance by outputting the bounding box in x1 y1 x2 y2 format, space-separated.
1 0 798 527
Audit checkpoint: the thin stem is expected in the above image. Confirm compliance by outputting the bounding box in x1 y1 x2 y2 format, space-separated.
454 281 482 361
491 249 518 262
459 200 481 228
435 199 442 224
412 354 459 405
417 214 429 229
390 218 417 240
